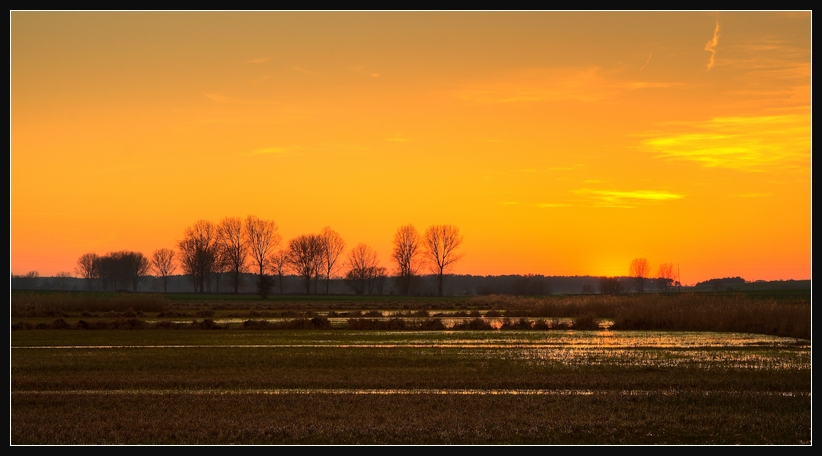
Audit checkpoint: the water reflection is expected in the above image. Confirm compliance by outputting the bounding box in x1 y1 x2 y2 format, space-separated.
13 330 809 370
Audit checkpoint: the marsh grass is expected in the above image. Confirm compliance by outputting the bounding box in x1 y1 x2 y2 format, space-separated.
471 293 810 339
10 292 811 339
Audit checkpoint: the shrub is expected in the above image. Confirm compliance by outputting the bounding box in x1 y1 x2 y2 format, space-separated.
571 313 600 330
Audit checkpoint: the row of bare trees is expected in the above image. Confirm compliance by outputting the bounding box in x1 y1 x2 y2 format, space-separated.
172 216 282 297
74 218 465 296
391 224 464 296
625 258 679 294
174 218 465 297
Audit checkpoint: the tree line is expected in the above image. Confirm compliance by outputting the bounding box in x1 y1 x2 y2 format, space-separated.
74 251 150 292
73 216 464 297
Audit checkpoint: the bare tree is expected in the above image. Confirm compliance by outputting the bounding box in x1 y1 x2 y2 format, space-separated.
629 258 651 294
125 251 150 292
75 252 99 291
151 248 176 293
54 272 73 290
657 262 677 293
245 215 281 298
96 253 121 291
345 243 384 295
270 249 289 294
392 224 422 295
424 224 464 296
319 226 346 294
287 233 323 294
217 216 247 294
178 220 218 293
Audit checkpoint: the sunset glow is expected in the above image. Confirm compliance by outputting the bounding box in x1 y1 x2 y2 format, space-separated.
11 12 811 284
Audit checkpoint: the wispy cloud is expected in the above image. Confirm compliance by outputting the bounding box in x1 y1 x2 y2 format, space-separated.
705 21 720 70
349 66 380 78
640 111 810 172
574 189 684 208
452 66 682 105
538 203 570 208
386 137 412 142
246 56 271 64
720 38 810 105
293 66 319 76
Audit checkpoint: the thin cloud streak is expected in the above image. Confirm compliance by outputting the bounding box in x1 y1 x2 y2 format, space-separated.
574 189 684 208
705 21 720 71
641 112 810 172
246 56 271 64
452 66 683 105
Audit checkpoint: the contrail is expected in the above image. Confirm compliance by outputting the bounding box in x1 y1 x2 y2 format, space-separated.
640 52 652 70
705 21 720 70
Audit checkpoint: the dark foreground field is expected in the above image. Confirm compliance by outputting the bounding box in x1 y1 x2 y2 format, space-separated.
11 328 810 444
11 292 811 444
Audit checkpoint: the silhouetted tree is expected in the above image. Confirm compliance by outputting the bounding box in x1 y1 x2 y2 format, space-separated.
345 243 384 294
288 233 323 294
319 226 346 294
657 262 676 293
424 224 464 296
178 220 218 293
629 258 651 294
151 248 176 292
94 251 149 292
217 216 247 294
270 249 289 294
245 215 281 299
125 251 150 292
75 253 99 291
54 272 73 290
392 224 422 295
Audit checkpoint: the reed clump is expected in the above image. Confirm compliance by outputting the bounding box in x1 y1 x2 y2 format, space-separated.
609 293 810 339
468 293 809 339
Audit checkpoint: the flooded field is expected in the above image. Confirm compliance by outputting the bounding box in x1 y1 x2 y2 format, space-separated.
11 328 810 444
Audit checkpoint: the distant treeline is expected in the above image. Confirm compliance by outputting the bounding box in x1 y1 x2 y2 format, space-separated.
9 272 811 296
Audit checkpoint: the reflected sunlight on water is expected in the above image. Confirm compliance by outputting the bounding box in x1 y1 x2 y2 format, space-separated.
13 330 809 370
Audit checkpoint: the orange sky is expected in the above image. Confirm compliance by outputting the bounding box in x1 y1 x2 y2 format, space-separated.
11 12 811 285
